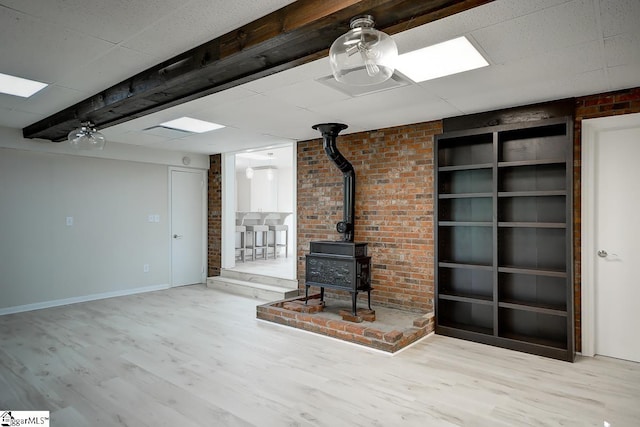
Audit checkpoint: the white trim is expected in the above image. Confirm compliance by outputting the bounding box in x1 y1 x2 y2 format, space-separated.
581 112 640 357
581 120 597 357
221 153 237 269
0 284 171 316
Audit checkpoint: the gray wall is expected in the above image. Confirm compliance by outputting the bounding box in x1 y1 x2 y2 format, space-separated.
0 127 209 312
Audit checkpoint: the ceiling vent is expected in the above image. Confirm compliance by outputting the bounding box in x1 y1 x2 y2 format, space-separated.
316 72 412 97
142 125 192 139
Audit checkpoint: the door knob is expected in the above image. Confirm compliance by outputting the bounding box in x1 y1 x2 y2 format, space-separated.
173 234 183 239
597 250 607 258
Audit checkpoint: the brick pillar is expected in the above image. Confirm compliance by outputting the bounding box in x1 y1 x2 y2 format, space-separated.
208 154 222 277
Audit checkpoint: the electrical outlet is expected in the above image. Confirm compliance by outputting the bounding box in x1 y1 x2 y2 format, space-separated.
143 264 150 273
148 215 154 223
153 214 160 223
66 216 73 226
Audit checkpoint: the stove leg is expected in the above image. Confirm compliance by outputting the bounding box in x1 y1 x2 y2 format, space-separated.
351 292 357 316
305 285 309 304
320 287 325 303
367 290 372 310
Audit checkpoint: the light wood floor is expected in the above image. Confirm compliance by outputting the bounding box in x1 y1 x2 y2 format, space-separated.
1 285 638 426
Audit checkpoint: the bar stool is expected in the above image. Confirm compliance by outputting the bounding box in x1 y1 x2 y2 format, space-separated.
268 224 289 258
235 225 246 262
246 224 269 260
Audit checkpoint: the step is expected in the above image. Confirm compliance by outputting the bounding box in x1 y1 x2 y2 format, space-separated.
219 269 298 289
207 275 299 301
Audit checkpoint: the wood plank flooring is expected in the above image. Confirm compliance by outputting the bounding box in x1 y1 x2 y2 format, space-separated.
1 285 639 426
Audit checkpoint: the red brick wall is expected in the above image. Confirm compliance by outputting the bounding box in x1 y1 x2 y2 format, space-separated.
208 154 222 277
297 121 441 313
572 87 640 351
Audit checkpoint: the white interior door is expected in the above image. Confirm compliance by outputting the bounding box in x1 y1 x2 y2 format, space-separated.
593 125 640 362
171 169 205 286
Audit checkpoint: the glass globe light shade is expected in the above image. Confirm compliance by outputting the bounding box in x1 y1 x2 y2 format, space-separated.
68 122 106 150
245 167 254 179
329 15 397 86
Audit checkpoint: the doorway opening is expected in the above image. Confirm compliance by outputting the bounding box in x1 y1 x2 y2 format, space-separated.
222 144 296 280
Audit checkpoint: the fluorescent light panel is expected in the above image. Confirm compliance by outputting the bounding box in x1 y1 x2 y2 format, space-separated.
0 72 48 97
395 36 489 83
160 117 225 133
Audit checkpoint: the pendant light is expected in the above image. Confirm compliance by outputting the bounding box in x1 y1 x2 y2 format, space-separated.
329 15 398 86
67 121 106 150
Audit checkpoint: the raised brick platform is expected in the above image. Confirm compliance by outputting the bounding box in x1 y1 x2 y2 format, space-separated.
256 294 434 353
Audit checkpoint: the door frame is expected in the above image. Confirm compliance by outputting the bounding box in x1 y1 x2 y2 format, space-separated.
169 166 207 286
581 112 640 357
221 144 297 277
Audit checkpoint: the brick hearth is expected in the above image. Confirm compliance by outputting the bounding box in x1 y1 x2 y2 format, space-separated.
257 294 434 353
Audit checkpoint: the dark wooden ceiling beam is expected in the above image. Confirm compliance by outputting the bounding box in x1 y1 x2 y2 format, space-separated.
23 0 492 142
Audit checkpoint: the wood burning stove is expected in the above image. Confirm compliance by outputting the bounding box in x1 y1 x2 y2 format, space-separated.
305 123 372 316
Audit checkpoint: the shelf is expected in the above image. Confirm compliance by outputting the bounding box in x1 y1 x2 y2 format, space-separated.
439 292 493 305
499 195 566 223
498 158 566 168
440 221 493 227
498 222 566 228
498 300 567 317
439 262 494 271
499 332 567 350
440 192 493 199
498 266 566 278
499 190 566 197
498 227 566 271
499 163 566 193
438 321 493 336
439 168 493 194
439 198 493 223
439 163 493 172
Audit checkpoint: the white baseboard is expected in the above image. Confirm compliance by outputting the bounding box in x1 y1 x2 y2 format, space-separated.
0 284 171 316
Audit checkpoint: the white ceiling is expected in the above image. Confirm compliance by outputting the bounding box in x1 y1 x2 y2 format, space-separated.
1 0 639 157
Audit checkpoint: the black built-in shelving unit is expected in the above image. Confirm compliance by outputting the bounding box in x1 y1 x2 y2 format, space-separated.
435 117 574 361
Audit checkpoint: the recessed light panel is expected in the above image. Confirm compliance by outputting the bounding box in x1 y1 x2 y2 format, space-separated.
395 36 489 83
160 117 225 133
0 72 48 97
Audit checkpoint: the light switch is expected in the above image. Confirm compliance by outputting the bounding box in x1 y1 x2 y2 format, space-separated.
148 215 154 223
66 216 73 226
153 215 160 223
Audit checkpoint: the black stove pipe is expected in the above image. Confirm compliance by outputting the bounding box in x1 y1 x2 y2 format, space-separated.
312 123 354 242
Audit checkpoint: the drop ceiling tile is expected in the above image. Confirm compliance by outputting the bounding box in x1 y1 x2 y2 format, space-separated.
57 46 159 93
241 58 332 94
108 131 171 146
472 0 599 63
122 0 296 59
604 34 640 67
422 40 605 101
0 0 188 44
0 85 85 118
262 80 351 109
599 0 640 38
308 85 450 131
606 63 640 92
0 107 45 129
0 8 115 83
446 68 609 115
392 0 571 54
